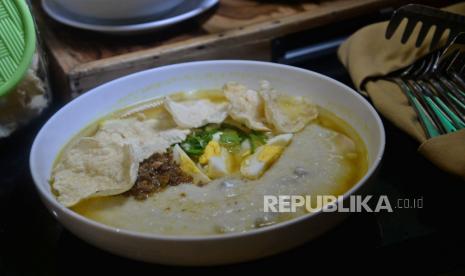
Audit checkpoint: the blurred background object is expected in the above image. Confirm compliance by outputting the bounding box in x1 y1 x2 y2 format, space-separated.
33 0 437 101
0 0 51 140
48 0 184 21
385 4 465 49
41 0 218 35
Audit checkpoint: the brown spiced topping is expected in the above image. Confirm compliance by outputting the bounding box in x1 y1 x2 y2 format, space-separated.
125 150 192 200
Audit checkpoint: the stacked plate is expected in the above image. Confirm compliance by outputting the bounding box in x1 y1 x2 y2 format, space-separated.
41 0 218 35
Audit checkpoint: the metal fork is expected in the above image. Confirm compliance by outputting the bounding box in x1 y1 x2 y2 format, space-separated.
390 57 442 138
435 34 465 117
387 41 465 138
385 4 465 50
439 34 465 101
409 52 465 133
417 47 465 129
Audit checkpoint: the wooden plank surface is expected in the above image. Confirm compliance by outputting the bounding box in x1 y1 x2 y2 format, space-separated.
32 0 411 99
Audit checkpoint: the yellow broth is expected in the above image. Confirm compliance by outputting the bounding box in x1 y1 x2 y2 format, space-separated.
54 89 368 235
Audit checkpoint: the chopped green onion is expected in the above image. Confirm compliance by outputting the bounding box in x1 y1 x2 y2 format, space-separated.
180 124 221 157
179 123 268 157
220 129 242 145
249 132 267 153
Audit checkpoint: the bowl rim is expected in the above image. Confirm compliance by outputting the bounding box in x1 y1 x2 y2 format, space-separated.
30 60 386 241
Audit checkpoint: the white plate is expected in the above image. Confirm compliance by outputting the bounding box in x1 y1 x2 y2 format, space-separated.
49 0 184 22
41 0 218 35
30 60 385 265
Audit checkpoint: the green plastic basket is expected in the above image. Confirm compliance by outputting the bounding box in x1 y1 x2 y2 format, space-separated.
0 0 36 97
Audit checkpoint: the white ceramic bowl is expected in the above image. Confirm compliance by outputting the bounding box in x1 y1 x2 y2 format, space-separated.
51 0 184 21
30 61 385 266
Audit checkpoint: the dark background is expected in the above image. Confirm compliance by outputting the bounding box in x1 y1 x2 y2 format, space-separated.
2 5 465 276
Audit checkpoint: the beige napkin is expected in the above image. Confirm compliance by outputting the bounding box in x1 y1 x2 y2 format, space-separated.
338 3 465 179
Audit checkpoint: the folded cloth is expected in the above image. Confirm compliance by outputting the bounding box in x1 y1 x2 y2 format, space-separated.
338 3 465 179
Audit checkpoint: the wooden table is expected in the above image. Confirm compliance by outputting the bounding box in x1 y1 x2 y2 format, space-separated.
33 0 414 100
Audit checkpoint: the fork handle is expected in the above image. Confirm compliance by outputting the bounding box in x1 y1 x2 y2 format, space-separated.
411 93 440 138
395 79 440 138
425 96 458 133
435 96 465 129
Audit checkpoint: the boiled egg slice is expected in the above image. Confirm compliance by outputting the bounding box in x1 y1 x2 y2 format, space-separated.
198 132 232 179
206 147 231 179
172 144 210 185
240 133 293 179
239 139 252 158
199 139 221 165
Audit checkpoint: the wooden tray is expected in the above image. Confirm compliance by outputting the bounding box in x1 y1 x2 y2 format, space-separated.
33 0 412 100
